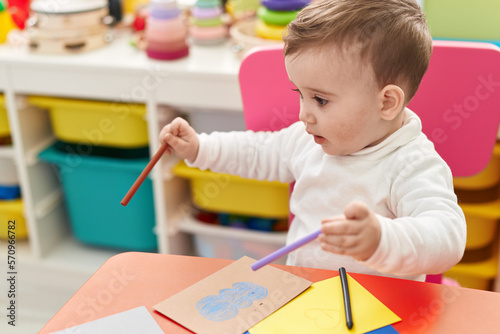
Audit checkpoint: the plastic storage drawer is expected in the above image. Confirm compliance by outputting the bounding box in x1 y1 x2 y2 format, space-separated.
0 157 20 199
173 161 289 218
38 145 157 251
0 94 10 138
0 199 28 239
28 96 149 148
0 185 21 200
189 219 287 263
0 157 18 185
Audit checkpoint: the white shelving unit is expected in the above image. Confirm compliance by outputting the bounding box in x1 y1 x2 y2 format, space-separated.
0 30 245 258
0 29 289 329
0 29 290 264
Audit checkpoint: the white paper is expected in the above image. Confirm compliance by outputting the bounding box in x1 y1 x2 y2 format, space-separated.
49 306 164 334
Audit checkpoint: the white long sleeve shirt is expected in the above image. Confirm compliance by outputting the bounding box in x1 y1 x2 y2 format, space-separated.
188 109 466 281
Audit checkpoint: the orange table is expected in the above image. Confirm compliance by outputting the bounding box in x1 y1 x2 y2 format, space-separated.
39 252 500 333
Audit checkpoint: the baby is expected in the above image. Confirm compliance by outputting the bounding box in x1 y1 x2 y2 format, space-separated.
160 0 466 281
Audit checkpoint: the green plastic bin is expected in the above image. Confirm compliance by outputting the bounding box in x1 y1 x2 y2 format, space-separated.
39 145 157 251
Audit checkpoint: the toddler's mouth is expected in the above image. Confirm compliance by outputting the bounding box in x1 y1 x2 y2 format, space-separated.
313 135 325 144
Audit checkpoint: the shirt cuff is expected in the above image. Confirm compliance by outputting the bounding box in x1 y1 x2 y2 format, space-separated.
186 133 209 168
357 214 390 270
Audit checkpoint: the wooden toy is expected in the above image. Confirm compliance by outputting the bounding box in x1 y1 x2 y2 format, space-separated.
27 0 113 54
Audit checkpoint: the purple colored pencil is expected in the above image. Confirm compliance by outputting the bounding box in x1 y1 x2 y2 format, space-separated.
251 229 322 271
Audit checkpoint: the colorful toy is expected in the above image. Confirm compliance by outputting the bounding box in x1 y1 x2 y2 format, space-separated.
27 0 114 54
4 0 29 29
146 0 189 60
261 0 309 11
225 0 260 21
255 0 309 40
190 0 228 45
0 0 17 43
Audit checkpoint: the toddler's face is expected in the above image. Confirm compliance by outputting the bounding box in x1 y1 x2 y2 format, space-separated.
285 46 390 156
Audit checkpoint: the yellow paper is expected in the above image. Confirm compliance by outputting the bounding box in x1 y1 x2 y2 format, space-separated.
249 275 401 334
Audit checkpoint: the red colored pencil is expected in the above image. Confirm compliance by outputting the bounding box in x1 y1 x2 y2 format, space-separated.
121 142 168 206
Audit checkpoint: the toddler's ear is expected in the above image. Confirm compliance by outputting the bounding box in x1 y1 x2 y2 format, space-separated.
379 84 405 121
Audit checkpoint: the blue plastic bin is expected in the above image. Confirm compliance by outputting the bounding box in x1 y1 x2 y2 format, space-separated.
38 145 157 251
0 185 21 200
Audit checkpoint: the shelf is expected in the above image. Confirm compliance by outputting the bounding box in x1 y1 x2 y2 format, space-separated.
179 216 288 246
0 30 244 111
0 145 14 158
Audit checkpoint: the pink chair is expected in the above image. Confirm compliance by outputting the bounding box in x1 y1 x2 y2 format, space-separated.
238 41 500 283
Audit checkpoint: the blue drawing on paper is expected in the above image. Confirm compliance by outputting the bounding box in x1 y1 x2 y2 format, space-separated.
196 282 268 321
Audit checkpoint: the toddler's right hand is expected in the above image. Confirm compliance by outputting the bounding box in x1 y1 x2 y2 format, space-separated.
159 117 199 162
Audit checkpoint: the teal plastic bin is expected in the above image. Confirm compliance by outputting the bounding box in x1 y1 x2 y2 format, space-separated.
39 145 158 251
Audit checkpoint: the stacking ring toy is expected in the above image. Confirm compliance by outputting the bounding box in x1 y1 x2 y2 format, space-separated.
261 0 310 11
191 6 222 19
255 20 286 40
149 8 181 20
147 39 189 52
190 25 227 40
146 18 188 43
150 0 178 10
192 17 223 27
146 46 189 60
195 0 222 9
257 6 298 26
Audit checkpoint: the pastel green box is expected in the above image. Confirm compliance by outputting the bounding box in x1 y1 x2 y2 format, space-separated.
425 0 500 41
38 145 157 251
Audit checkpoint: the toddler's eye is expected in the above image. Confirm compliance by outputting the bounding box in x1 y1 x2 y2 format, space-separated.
314 96 328 106
291 88 303 99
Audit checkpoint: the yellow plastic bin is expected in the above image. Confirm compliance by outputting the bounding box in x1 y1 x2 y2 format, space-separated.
446 255 498 290
425 0 500 41
28 96 148 148
0 199 28 240
173 161 289 218
454 143 500 190
0 95 10 138
459 200 500 256
463 214 498 251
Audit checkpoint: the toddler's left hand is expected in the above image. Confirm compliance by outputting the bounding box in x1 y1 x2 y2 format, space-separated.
319 201 381 261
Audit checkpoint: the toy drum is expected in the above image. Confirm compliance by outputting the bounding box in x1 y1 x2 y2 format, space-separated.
27 0 113 54
29 0 112 30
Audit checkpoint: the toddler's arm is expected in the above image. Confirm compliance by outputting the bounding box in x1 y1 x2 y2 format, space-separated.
159 117 199 162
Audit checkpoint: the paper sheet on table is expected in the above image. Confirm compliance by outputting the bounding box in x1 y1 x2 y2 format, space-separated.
154 256 312 334
49 306 164 334
368 325 400 333
249 274 401 334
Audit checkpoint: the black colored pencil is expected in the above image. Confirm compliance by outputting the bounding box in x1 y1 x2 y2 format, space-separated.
339 267 353 329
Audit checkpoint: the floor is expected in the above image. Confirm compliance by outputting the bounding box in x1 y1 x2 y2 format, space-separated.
0 239 120 334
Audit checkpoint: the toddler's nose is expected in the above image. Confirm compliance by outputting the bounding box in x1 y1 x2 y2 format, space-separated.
299 107 315 124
